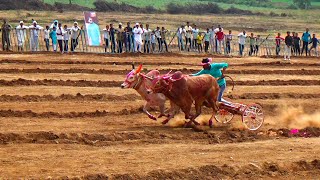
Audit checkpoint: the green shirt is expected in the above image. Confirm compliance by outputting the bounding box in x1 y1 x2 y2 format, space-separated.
192 63 228 86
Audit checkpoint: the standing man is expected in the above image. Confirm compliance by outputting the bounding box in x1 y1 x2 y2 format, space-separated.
275 33 284 56
16 21 28 51
116 23 124 53
143 24 151 53
109 23 116 53
133 23 143 53
155 26 162 52
63 25 70 53
249 33 255 56
126 22 134 52
70 22 80 52
293 33 301 56
284 31 293 61
184 22 192 51
215 27 224 54
160 27 168 52
56 23 65 53
204 28 211 53
225 30 233 55
29 21 43 52
177 25 185 51
301 28 311 56
1 19 12 51
44 25 50 51
192 25 199 51
238 30 247 56
102 25 110 53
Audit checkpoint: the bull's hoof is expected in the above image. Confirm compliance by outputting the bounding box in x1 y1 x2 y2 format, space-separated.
162 119 170 124
193 121 200 126
209 120 213 128
184 121 194 128
158 114 167 118
148 115 157 121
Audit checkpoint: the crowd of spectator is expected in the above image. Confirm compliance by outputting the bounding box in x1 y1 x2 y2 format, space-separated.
0 19 319 59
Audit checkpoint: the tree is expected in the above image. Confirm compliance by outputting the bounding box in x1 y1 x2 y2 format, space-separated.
293 0 311 9
69 0 72 4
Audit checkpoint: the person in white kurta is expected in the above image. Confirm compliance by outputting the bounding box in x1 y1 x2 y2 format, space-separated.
29 21 43 52
16 21 29 51
133 23 143 53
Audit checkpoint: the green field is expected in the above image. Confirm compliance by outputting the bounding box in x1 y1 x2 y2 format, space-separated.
43 0 320 9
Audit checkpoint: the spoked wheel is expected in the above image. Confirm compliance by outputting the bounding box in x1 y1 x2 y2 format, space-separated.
215 108 234 124
242 104 264 131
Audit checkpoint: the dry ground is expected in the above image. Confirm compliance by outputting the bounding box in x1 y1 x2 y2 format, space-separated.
0 53 319 179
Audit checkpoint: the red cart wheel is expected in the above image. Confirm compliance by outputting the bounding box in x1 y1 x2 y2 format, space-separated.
215 109 234 124
242 104 264 131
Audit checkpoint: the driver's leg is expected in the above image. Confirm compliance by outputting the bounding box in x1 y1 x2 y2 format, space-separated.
219 84 232 105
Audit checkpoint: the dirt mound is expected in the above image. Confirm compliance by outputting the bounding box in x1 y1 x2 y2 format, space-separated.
0 93 141 102
1 127 319 146
61 159 320 179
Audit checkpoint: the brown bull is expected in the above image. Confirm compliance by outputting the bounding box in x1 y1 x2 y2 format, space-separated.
149 71 219 127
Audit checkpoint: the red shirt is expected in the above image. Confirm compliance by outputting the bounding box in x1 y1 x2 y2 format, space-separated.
216 31 224 41
275 36 284 45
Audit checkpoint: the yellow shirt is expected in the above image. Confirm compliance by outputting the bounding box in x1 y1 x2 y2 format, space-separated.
196 34 204 44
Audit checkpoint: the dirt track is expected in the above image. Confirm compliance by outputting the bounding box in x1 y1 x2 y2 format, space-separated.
0 53 319 179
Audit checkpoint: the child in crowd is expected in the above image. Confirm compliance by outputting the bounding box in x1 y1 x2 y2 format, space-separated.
309 34 319 57
249 33 255 56
196 32 204 53
255 35 261 56
103 25 110 53
49 26 57 52
44 25 50 51
151 30 156 53
63 25 70 52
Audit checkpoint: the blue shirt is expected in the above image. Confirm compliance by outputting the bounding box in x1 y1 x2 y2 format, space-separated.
302 32 311 42
192 63 229 86
311 37 319 47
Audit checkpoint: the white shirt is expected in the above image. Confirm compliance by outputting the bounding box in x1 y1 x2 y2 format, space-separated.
144 28 151 41
238 33 247 45
64 28 70 40
44 29 50 39
56 27 65 40
185 25 192 38
155 29 161 38
103 28 110 39
71 26 79 39
192 28 199 39
29 24 43 37
133 27 143 43
16 25 29 43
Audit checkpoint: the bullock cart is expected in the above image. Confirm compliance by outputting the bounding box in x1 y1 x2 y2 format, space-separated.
214 102 264 130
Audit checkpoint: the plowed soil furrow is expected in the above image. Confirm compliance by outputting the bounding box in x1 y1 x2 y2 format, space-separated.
0 79 318 87
0 128 319 146
0 68 318 75
0 139 319 179
0 93 318 102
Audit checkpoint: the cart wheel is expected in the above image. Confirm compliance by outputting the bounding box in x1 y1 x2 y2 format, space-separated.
215 109 234 124
242 104 264 131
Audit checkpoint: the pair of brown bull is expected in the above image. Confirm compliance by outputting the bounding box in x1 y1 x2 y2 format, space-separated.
121 64 220 128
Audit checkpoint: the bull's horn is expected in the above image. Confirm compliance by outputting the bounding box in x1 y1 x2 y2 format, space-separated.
140 74 154 80
135 64 143 74
165 70 172 75
131 63 135 70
